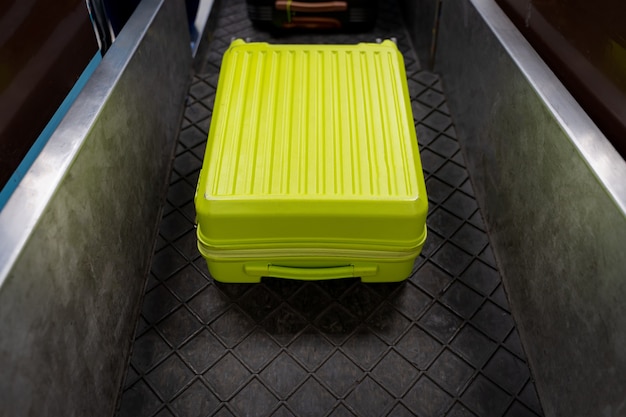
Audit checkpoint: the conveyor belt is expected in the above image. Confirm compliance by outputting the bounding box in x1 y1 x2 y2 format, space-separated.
115 0 545 416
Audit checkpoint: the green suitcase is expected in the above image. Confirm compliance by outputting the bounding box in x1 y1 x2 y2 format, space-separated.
195 40 428 283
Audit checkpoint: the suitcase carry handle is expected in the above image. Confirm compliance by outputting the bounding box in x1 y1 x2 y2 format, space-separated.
245 263 378 280
275 0 348 12
282 16 342 29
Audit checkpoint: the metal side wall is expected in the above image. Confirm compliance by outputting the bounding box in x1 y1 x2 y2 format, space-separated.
0 1 192 416
429 0 626 416
398 0 437 68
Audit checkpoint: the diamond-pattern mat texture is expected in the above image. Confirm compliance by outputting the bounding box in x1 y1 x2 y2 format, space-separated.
115 0 544 416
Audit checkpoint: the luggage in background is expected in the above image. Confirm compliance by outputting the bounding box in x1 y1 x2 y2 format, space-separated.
246 0 377 31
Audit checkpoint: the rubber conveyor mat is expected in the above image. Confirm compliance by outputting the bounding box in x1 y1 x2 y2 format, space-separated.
115 0 545 416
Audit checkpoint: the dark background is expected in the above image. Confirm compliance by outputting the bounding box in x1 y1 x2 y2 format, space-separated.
496 0 626 158
0 0 98 189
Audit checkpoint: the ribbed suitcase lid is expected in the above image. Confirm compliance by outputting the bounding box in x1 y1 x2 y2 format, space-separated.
196 40 427 248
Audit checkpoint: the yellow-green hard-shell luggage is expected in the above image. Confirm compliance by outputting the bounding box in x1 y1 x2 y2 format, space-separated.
195 39 428 283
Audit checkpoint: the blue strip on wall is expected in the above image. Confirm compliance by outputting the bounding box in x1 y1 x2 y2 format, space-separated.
0 52 102 211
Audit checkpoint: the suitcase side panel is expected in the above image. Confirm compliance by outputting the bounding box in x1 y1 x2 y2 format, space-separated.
204 255 419 283
195 198 427 247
